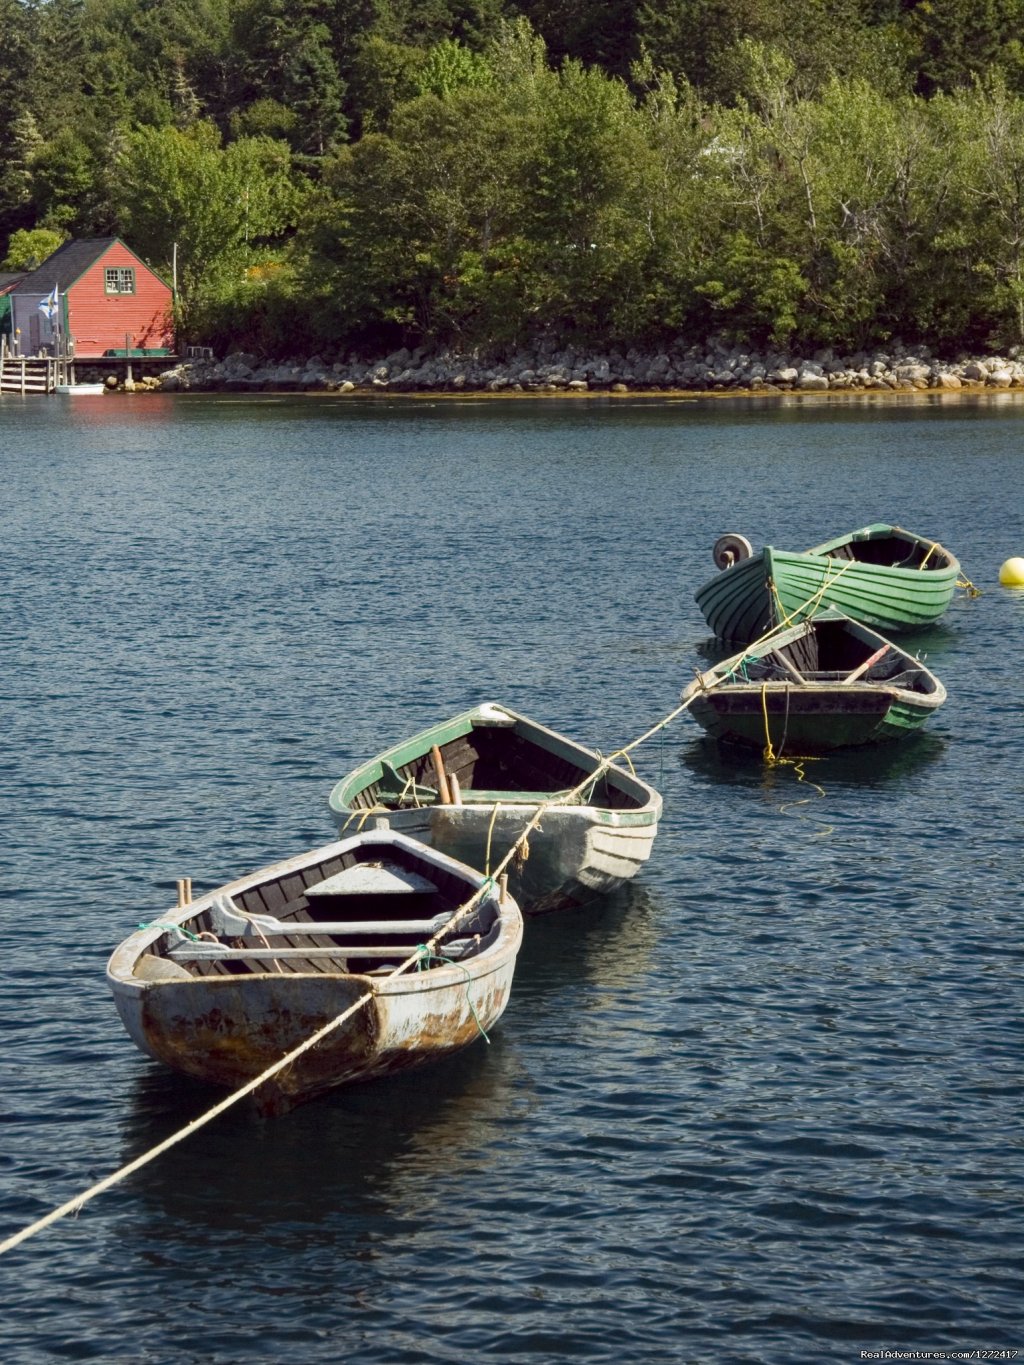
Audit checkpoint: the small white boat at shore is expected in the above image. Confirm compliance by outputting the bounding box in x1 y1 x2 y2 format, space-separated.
55 383 106 395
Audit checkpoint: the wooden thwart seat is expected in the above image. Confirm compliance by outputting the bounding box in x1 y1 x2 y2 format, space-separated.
168 942 427 962
206 893 452 941
166 934 481 964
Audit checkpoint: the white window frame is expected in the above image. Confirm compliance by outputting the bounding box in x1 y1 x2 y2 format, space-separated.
104 267 136 295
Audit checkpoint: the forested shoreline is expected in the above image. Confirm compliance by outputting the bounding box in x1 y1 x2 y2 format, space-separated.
5 1 1024 360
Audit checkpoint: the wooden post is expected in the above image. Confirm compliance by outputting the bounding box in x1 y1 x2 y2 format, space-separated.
176 878 192 907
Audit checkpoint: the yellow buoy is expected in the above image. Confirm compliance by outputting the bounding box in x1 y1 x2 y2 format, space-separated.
999 556 1024 586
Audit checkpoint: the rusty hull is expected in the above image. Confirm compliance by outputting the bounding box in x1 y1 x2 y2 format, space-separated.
110 918 521 1114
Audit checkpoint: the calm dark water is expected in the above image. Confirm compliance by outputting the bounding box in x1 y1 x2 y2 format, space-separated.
1 391 1021 1364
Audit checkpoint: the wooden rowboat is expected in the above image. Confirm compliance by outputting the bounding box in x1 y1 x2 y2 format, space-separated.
681 610 946 751
694 523 960 643
327 703 663 914
107 828 523 1114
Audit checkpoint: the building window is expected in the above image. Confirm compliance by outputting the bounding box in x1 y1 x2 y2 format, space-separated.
105 267 136 295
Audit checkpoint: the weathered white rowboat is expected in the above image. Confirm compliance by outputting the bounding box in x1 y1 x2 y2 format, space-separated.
107 828 523 1114
327 703 663 914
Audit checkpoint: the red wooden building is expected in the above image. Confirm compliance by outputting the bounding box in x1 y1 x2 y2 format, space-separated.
8 238 174 359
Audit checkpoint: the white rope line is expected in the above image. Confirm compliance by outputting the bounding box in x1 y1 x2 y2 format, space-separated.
0 994 374 1256
2 570 844 1257
0 875 500 1259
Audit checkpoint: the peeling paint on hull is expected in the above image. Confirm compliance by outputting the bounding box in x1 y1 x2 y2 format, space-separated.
107 830 524 1114
113 958 518 1113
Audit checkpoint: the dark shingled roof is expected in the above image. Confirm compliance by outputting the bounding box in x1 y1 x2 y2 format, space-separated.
0 271 27 294
11 238 123 294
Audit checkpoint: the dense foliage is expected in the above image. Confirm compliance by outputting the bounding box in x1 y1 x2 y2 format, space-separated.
5 0 1024 354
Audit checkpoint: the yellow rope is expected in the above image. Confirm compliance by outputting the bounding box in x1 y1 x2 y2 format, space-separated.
757 669 829 831
342 802 392 833
771 759 831 833
760 683 778 764
757 702 830 829
918 540 939 570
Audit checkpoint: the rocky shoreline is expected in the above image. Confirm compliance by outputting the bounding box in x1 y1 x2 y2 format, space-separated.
145 339 1024 396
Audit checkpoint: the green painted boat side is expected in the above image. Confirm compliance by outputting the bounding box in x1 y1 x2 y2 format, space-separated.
680 610 946 752
694 523 960 643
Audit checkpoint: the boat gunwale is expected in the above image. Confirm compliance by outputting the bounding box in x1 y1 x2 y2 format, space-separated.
804 522 960 573
687 678 947 710
682 609 946 709
327 702 662 827
106 827 518 990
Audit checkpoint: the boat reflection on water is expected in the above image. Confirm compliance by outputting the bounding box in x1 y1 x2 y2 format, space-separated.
119 1033 524 1241
511 878 663 1000
678 727 947 791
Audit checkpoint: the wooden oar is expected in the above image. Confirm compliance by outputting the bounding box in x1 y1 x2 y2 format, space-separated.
767 649 808 684
842 643 890 685
431 745 453 804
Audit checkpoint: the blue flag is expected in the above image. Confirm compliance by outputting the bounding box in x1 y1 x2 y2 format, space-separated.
38 286 59 324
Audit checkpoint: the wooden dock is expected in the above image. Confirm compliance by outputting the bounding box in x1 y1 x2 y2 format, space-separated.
0 341 73 394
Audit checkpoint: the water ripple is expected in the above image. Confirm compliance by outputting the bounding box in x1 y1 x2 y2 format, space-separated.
1 395 1022 1362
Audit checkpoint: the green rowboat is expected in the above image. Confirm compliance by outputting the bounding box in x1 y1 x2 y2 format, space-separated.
327 703 662 914
694 523 960 643
681 610 946 752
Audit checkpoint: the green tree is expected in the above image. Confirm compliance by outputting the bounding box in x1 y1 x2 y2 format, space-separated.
928 83 1024 345
346 35 425 132
514 58 655 336
2 227 68 270
513 0 641 79
30 131 102 234
236 0 347 155
415 38 492 99
912 0 1024 95
112 123 301 299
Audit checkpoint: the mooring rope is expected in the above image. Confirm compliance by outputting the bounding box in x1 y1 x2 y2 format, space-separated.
0 685 719 1258
1 565 917 1257
768 556 855 635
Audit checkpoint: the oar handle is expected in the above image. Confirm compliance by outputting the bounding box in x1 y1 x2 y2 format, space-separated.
431 745 453 805
842 643 890 685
